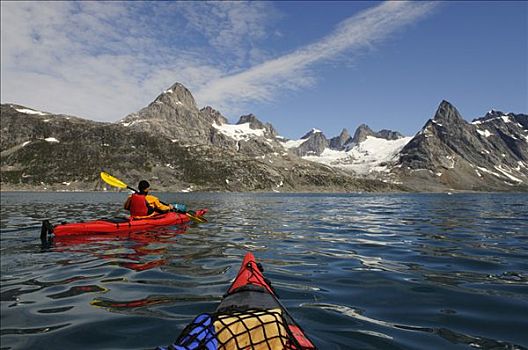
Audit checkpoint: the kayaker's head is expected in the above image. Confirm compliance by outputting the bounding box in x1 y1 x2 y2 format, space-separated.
138 180 150 194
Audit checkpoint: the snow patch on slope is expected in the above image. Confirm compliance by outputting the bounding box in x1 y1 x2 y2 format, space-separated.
494 165 523 183
476 129 493 138
305 128 322 135
282 138 308 149
15 108 48 116
472 114 517 125
303 136 412 175
212 122 265 141
121 119 147 127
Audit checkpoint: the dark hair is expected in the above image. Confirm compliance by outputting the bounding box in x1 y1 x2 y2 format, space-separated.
138 180 150 192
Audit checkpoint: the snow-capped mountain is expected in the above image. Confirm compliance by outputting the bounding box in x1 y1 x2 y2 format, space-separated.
393 101 528 191
276 100 527 190
2 82 526 192
349 124 404 145
302 135 412 175
2 100 401 192
118 83 287 157
278 125 411 176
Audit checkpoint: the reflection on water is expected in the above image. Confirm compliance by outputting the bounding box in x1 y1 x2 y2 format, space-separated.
47 226 188 272
1 192 528 349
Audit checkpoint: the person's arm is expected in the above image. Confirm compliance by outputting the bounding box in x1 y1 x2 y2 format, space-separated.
124 195 132 210
146 195 172 212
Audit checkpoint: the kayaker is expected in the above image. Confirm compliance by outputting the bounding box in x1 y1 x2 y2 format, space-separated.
123 180 173 218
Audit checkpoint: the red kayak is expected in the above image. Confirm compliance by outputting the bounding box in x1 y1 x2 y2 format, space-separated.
158 252 316 349
40 209 207 239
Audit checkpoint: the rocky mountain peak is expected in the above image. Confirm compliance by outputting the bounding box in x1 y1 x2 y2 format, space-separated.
396 100 528 191
329 128 351 150
351 124 375 143
484 109 505 119
301 128 323 140
295 129 328 156
237 114 263 127
201 106 228 125
479 110 513 122
432 100 465 125
155 82 197 110
473 110 528 129
377 129 404 140
350 124 403 145
117 82 210 143
338 128 350 140
237 114 278 137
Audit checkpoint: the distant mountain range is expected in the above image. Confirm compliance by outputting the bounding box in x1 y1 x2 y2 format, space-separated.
1 82 527 192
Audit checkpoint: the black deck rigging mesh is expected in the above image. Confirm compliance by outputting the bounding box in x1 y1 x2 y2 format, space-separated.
157 307 310 350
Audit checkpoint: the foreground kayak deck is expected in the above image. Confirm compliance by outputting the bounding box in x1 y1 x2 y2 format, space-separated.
158 252 317 349
40 209 207 239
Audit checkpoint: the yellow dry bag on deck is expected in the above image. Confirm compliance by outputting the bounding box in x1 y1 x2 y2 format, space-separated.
214 308 288 349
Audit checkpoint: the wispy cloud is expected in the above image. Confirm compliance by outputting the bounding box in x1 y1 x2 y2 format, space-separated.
195 1 439 115
1 1 437 122
177 1 280 65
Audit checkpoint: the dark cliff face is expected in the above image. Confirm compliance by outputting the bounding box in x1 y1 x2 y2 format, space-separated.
295 130 329 157
395 101 528 191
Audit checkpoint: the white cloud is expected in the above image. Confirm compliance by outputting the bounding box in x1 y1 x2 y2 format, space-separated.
177 1 278 64
1 1 437 122
0 1 242 120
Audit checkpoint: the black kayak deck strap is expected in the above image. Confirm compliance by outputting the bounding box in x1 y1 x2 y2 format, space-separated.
98 217 130 224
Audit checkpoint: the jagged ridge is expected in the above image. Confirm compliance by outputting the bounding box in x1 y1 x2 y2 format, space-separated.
2 85 526 192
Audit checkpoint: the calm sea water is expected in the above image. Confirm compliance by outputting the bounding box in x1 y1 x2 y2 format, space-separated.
1 192 527 350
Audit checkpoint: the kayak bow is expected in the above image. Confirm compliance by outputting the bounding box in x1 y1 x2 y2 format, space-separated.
158 252 316 350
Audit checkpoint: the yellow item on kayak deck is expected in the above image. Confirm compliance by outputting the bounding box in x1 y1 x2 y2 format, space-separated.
214 308 288 350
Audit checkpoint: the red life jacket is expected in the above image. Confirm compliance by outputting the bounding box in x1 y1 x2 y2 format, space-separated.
128 193 152 217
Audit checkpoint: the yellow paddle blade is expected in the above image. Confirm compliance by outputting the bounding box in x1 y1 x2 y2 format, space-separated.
100 171 128 189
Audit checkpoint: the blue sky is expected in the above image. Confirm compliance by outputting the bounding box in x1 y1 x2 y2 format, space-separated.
1 1 526 139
